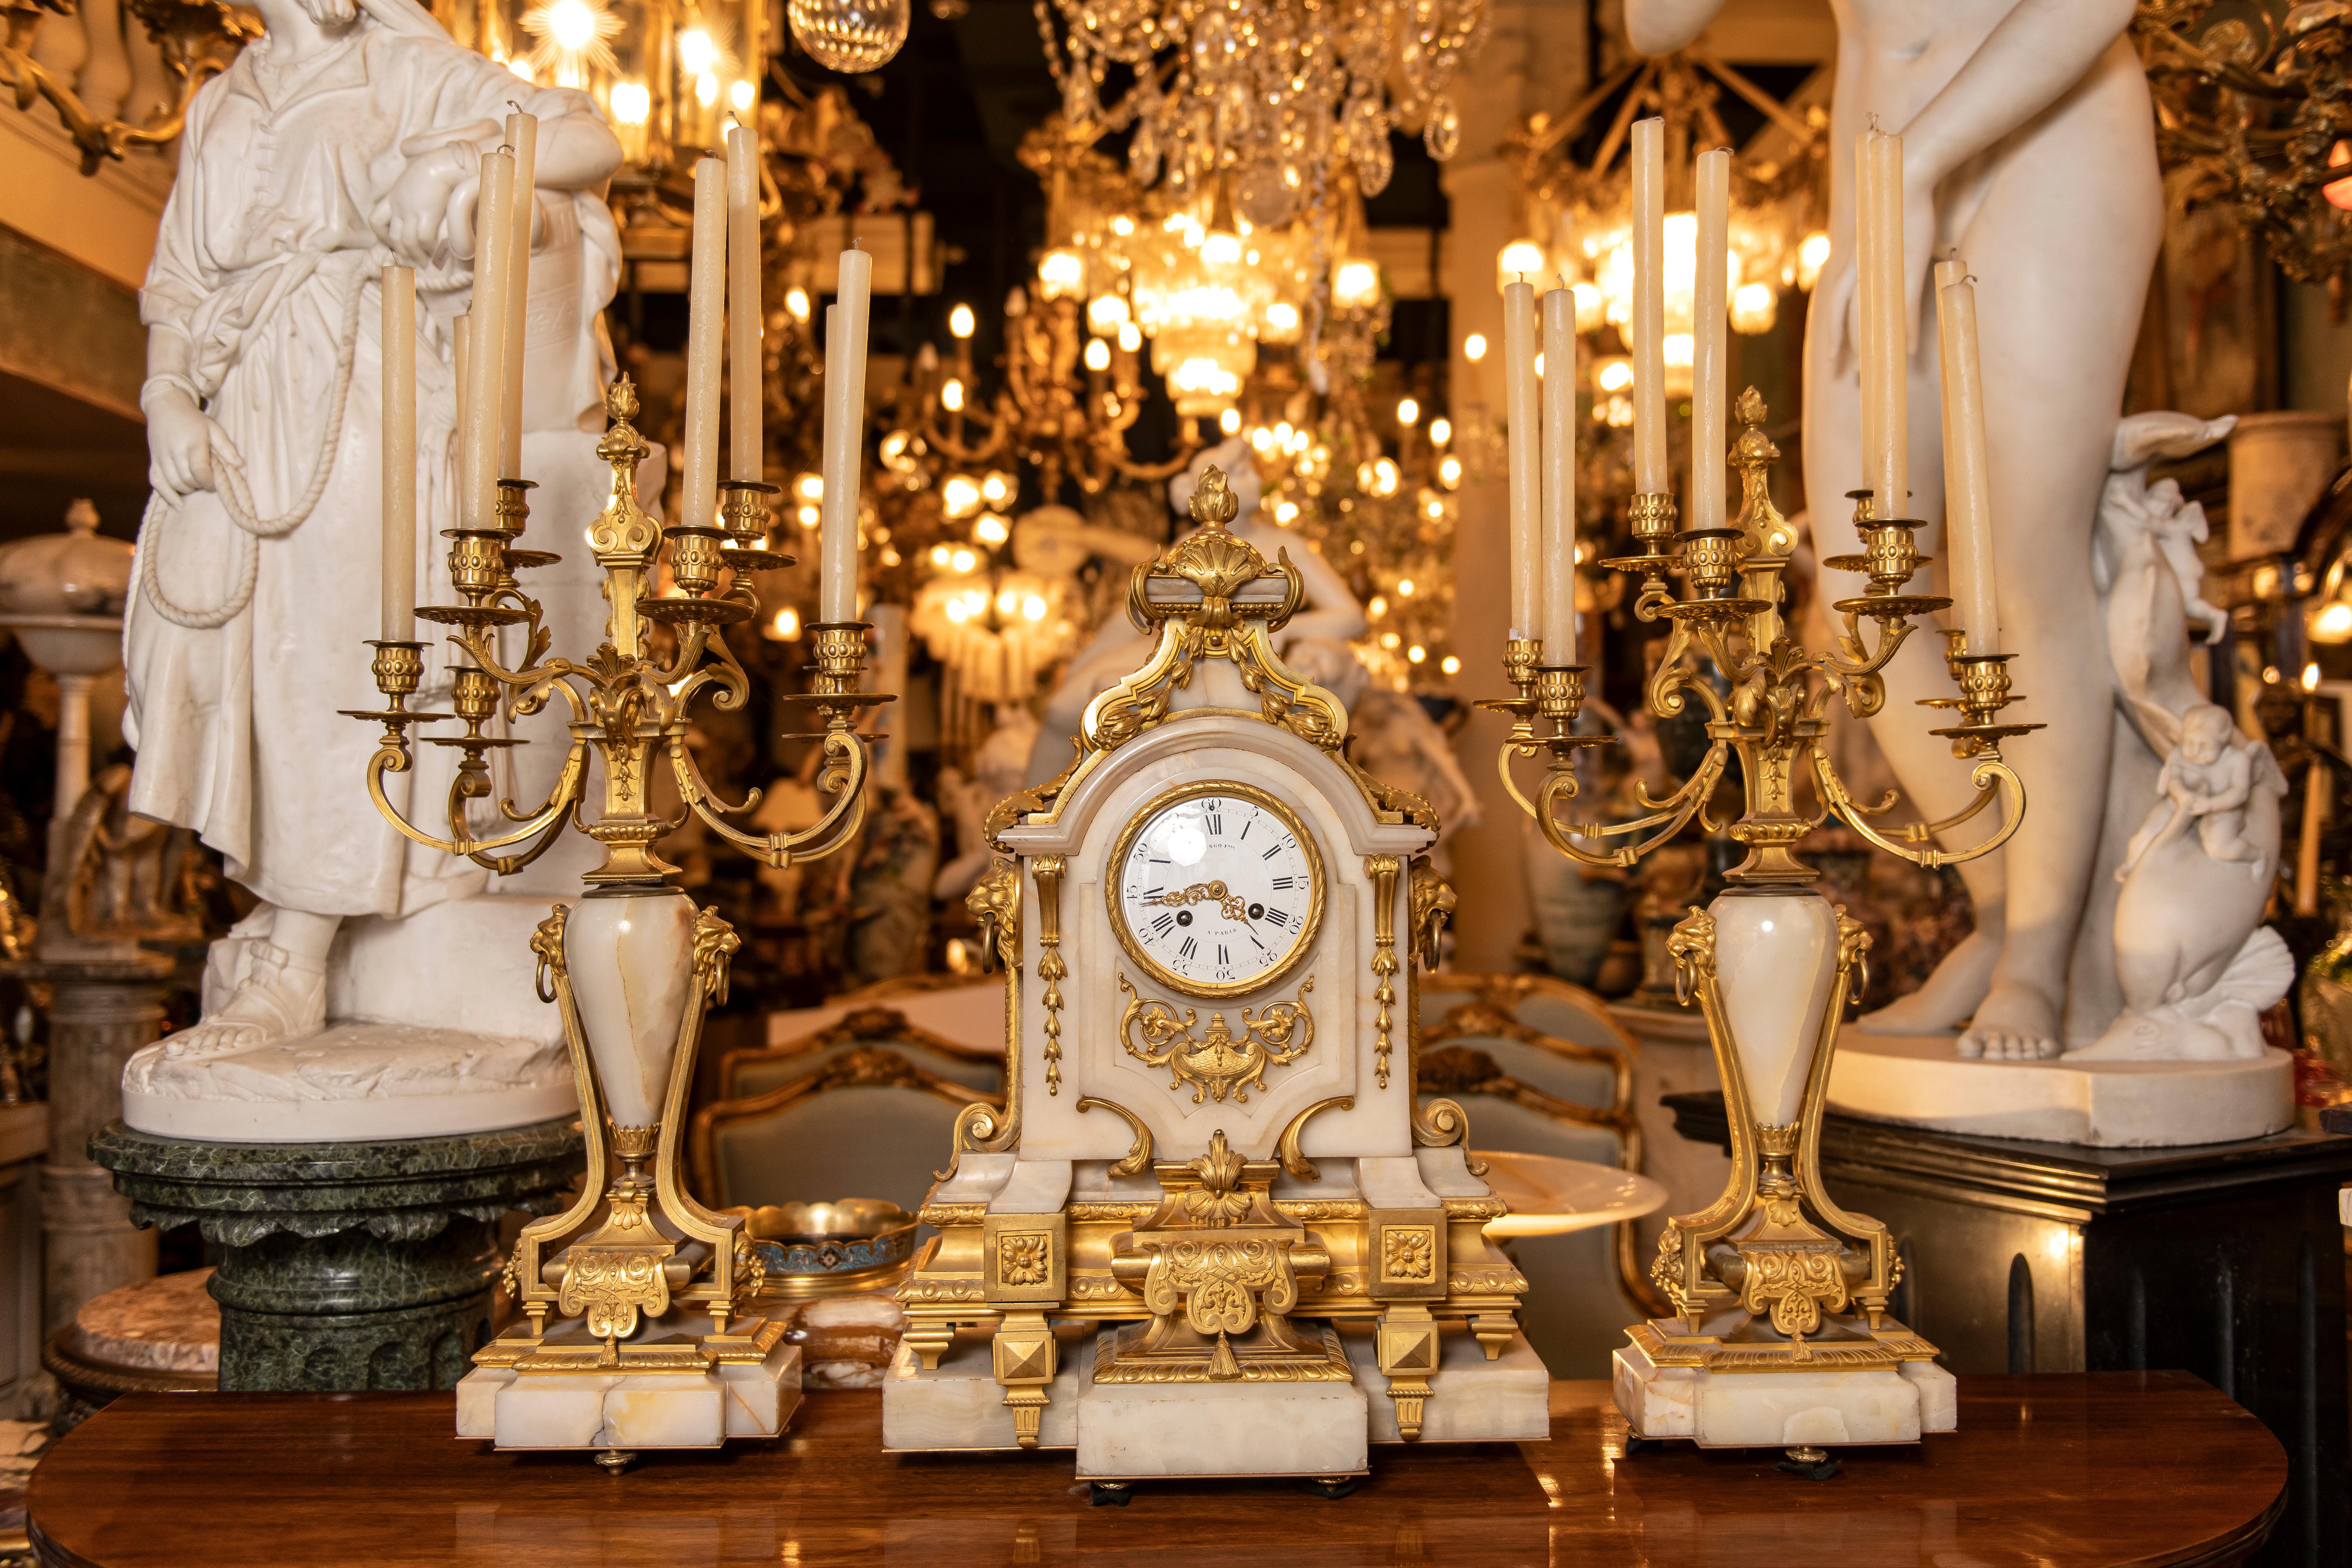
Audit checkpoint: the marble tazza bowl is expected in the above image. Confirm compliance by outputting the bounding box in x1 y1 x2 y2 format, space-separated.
730 1199 921 1302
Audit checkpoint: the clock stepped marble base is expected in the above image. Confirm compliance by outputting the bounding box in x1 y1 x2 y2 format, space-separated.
882 1321 1548 1474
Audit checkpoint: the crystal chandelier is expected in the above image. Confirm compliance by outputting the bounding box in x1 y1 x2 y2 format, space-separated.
1503 47 1827 394
1035 0 1488 214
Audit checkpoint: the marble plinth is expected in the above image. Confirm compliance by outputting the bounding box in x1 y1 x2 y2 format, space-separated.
68 1267 216 1374
880 1324 1089 1451
122 896 577 1144
1345 1323 1550 1444
1075 1327 1370 1480
456 1337 802 1451
1828 1027 2293 1148
89 1118 582 1390
1614 1329 1956 1449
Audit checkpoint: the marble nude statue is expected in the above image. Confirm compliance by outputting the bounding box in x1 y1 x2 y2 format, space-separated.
2065 413 2289 1062
1022 435 1370 786
118 0 626 1138
1629 0 2167 1059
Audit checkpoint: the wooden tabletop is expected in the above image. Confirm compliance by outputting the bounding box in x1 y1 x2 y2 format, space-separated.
29 1374 2283 1567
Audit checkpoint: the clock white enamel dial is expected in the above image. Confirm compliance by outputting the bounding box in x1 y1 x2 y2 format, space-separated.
1107 781 1326 999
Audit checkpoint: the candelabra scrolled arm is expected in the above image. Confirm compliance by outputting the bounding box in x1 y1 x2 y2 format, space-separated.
1810 745 2026 870
362 736 584 863
664 720 872 870
1514 740 1732 872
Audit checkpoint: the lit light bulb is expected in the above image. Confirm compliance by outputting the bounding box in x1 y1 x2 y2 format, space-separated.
1596 357 1633 392
1200 231 1242 266
694 71 719 106
1084 337 1110 372
1274 501 1299 523
981 473 1011 504
1797 230 1831 292
1251 427 1274 452
1396 397 1419 426
1731 282 1777 336
1087 294 1129 333
730 78 755 113
676 26 714 72
1037 248 1086 300
1498 239 1547 284
2305 662 2323 692
1441 655 1460 675
609 80 650 125
797 505 820 528
929 545 951 567
2316 601 2352 641
795 473 824 501
950 547 977 572
1220 408 1241 435
941 475 981 518
941 379 965 412
1571 281 1603 334
1397 578 1415 596
769 606 801 640
1332 260 1380 310
547 0 597 49
1368 596 1388 618
975 514 1010 546
1429 417 1451 447
785 287 810 322
945 599 969 624
1463 333 1487 362
1117 321 1143 354
995 588 1020 617
1408 645 1426 664
949 303 975 339
1439 455 1461 489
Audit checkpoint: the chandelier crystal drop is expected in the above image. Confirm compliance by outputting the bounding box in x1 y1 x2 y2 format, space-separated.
788 0 911 73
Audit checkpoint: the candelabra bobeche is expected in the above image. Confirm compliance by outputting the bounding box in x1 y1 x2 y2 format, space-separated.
884 466 1545 1493
1490 389 2037 1467
347 377 891 1468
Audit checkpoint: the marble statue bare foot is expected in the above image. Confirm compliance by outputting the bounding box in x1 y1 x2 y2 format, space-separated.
1955 985 2063 1061
1857 929 1999 1036
158 943 328 1060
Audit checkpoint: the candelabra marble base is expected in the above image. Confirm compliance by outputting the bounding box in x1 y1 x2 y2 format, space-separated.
88 1117 582 1390
1829 1028 2293 1148
1613 1325 1957 1450
455 1318 802 1455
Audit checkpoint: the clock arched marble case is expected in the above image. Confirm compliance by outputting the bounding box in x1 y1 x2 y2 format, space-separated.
884 468 1546 1484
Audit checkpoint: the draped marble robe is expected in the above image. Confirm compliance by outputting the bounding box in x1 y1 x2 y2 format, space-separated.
122 16 612 917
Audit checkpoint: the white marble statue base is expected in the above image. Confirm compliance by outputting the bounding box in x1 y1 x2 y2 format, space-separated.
122 895 577 1142
882 1320 1549 1468
1613 1332 1955 1450
880 1324 1091 1451
455 1339 802 1452
1828 1027 2294 1148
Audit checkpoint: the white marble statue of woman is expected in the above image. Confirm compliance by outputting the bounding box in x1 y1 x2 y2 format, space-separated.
1629 0 2159 1059
124 0 623 1059
1021 435 1370 786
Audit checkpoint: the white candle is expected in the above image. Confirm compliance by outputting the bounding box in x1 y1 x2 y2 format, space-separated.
1854 132 1880 521
1539 284 1577 660
381 264 416 641
1631 116 1667 495
727 123 763 483
460 147 514 532
1502 277 1540 638
1867 131 1907 521
682 156 726 529
820 246 873 623
1692 147 1730 532
499 109 536 480
1936 257 2000 656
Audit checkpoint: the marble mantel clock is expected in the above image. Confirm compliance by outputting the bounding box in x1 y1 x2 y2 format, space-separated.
882 468 1548 1490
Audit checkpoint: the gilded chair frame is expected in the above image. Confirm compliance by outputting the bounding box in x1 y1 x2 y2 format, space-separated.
714 1004 1004 1101
689 1044 1006 1209
1416 976 1669 1319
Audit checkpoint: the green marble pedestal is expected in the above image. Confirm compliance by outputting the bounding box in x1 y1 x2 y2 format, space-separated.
89 1118 582 1391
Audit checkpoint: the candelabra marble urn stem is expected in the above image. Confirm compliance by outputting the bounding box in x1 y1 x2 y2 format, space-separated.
1486 389 2041 1460
346 378 891 1463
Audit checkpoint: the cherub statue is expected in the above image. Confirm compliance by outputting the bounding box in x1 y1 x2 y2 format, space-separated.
2115 705 2269 885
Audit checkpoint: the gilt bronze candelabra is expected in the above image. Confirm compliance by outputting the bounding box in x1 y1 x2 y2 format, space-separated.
1490 387 2038 1455
348 377 889 1459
